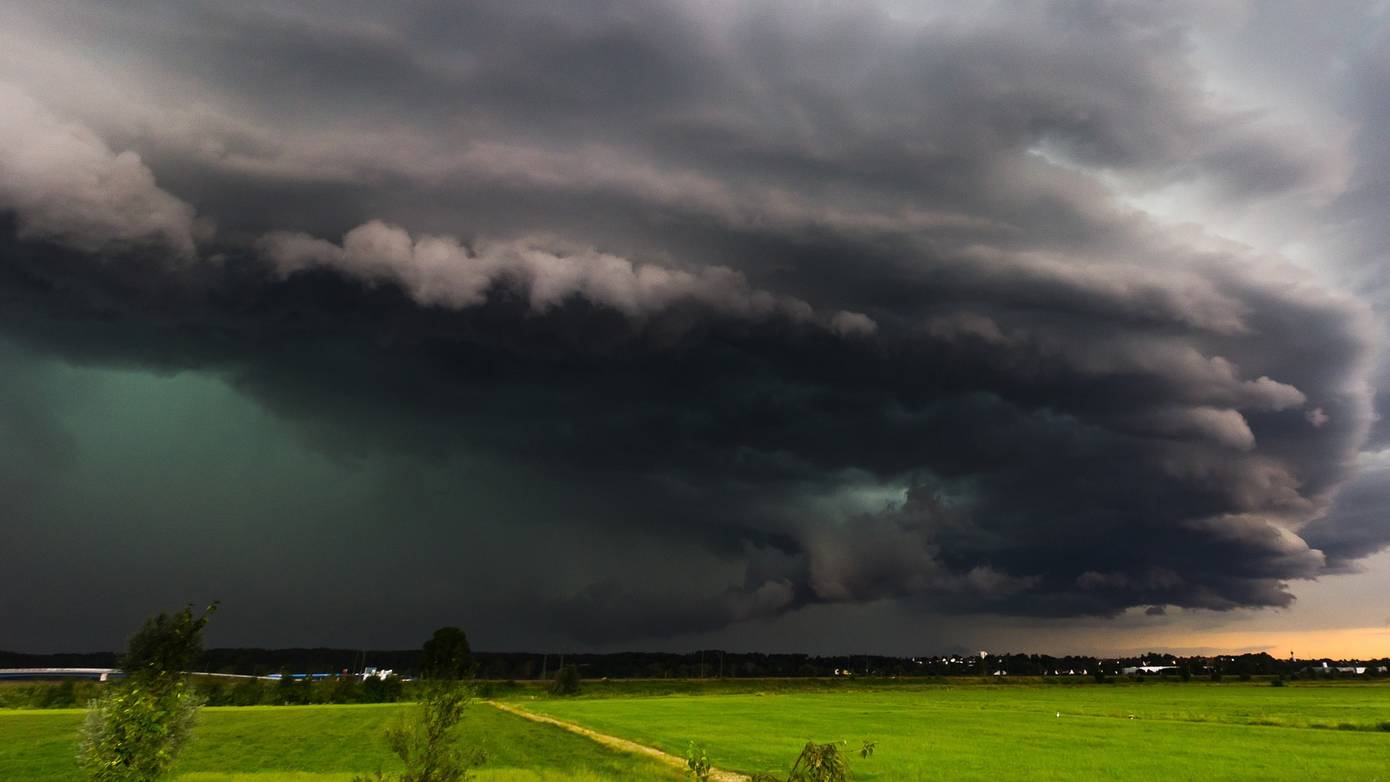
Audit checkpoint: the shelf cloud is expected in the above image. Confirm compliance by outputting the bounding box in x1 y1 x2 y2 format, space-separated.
2 0 1388 649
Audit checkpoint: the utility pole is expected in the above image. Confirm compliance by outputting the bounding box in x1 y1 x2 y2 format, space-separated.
541 654 548 681
719 651 725 679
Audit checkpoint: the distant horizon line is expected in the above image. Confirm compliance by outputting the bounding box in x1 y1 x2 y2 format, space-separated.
5 646 1387 662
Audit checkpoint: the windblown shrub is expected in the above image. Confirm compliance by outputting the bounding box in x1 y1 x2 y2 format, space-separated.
354 682 479 782
77 603 216 781
686 742 712 781
750 740 876 782
355 627 482 782
79 684 203 782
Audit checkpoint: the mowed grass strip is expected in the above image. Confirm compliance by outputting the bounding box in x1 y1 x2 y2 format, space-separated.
727 681 1390 731
526 686 1390 781
0 703 684 782
505 679 1390 731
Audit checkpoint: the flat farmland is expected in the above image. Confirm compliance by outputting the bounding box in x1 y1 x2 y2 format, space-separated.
524 682 1390 781
3 681 1388 781
0 703 683 782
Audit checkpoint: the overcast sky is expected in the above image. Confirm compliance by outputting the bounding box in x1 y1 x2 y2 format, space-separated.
2 0 1389 657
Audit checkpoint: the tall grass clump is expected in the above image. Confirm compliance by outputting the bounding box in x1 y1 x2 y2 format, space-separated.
749 740 876 782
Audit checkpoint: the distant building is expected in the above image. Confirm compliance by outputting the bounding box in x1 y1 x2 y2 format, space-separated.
1318 662 1370 675
1121 665 1178 675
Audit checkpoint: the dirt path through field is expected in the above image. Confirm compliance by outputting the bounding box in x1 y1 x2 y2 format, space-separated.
486 700 750 782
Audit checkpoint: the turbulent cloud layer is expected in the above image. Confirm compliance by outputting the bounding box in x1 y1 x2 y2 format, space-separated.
2 0 1388 648
259 220 874 335
0 85 202 257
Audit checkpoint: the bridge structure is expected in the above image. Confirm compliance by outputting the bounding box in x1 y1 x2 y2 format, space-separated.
0 668 280 681
0 668 119 680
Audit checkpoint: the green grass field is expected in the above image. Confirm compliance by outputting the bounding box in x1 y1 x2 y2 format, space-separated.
3 681 1388 781
0 703 683 782
525 682 1390 781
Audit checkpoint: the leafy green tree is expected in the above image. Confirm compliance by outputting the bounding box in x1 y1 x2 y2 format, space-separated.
550 665 581 696
327 675 361 704
229 678 263 706
121 607 213 679
421 627 473 681
78 603 217 781
362 673 404 703
42 679 78 708
200 681 226 706
276 673 299 704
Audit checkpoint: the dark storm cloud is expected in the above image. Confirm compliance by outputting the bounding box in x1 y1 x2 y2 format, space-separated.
1302 454 1390 571
1 0 1387 646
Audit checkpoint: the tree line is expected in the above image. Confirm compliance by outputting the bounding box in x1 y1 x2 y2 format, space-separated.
7 648 1386 680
